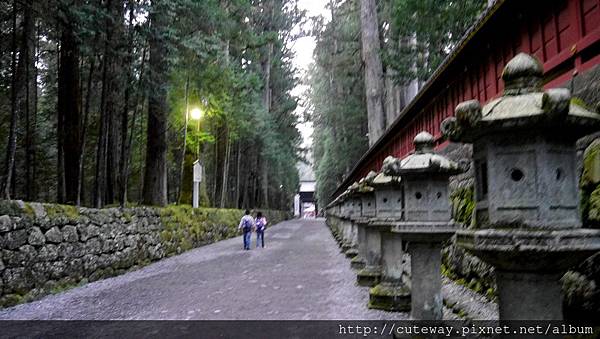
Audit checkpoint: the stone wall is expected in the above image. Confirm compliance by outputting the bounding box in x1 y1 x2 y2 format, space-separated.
0 201 289 308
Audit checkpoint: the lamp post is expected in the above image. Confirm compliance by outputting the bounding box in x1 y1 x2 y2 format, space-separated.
190 107 203 208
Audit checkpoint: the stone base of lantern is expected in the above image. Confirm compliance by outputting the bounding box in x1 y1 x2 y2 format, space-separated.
344 246 358 258
368 281 411 311
350 255 366 269
357 266 381 287
392 222 458 320
456 228 600 320
341 242 352 253
333 232 341 243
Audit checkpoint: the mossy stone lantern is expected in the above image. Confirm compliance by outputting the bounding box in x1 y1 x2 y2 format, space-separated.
333 198 344 245
356 172 383 287
383 131 464 320
441 52 600 320
327 197 343 245
372 167 403 219
344 183 361 259
339 191 354 253
350 172 378 270
367 157 410 311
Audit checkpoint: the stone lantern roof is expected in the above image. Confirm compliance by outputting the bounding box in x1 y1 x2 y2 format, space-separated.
357 171 377 193
382 132 463 177
370 157 401 187
441 53 600 143
347 182 362 197
337 190 348 203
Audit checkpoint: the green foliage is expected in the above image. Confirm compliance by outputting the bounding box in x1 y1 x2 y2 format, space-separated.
386 0 485 83
165 0 304 209
0 0 303 210
309 0 369 207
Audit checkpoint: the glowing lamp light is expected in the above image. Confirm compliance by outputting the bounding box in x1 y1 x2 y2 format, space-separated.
190 107 203 120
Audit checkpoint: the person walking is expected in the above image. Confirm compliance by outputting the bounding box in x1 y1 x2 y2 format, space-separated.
238 210 254 250
255 211 267 248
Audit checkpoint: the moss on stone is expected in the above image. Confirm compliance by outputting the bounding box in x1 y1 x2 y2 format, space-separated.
22 203 35 217
450 186 475 227
122 210 133 223
581 139 600 228
160 230 172 242
582 139 600 189
586 185 600 227
0 293 24 308
357 268 381 287
369 283 410 297
44 203 80 220
368 283 411 311
0 200 24 216
571 97 595 111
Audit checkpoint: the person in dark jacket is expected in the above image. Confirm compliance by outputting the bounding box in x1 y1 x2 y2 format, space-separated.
238 210 254 250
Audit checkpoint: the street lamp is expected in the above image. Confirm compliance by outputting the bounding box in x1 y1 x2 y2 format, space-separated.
190 107 202 121
190 106 203 208
190 107 203 158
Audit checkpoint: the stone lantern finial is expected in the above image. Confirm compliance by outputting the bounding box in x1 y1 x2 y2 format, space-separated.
413 132 435 154
442 53 600 144
502 52 543 95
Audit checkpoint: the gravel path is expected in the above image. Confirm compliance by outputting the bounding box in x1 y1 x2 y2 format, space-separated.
0 218 407 320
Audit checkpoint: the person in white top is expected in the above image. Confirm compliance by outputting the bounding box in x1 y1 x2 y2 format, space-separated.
254 211 268 248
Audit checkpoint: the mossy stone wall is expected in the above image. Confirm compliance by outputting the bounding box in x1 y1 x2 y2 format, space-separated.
0 200 289 308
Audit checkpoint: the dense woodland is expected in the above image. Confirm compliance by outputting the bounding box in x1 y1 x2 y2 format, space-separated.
309 0 485 206
0 0 305 209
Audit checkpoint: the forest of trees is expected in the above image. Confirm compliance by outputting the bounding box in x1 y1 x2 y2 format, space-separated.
309 0 485 206
0 0 306 210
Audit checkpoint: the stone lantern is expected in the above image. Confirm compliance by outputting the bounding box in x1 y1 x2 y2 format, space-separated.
340 184 360 259
326 198 342 245
340 190 358 257
332 198 344 245
339 192 353 253
372 168 403 220
441 52 600 320
383 131 464 319
350 172 378 270
366 158 410 311
355 175 384 288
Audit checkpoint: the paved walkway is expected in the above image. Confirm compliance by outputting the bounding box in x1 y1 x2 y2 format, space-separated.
0 218 407 320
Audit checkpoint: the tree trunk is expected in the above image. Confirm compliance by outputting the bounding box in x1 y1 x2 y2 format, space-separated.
119 0 136 207
177 73 190 204
360 0 386 146
105 0 125 206
129 47 146 203
220 129 230 208
28 19 39 201
94 54 109 208
78 57 95 206
142 0 168 206
1 0 19 200
57 1 83 204
23 1 36 201
235 141 241 208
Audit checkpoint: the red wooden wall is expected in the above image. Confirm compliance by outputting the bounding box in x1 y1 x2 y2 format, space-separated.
333 0 600 198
